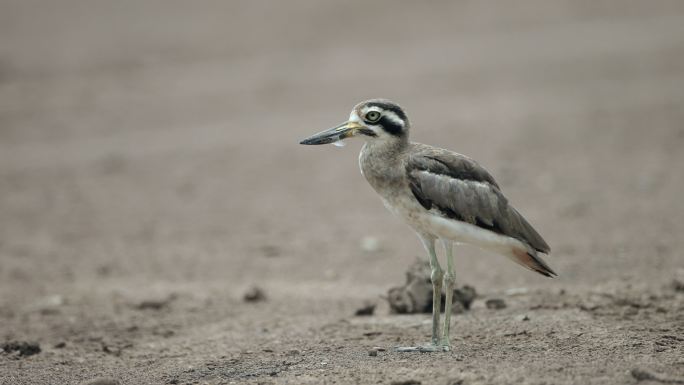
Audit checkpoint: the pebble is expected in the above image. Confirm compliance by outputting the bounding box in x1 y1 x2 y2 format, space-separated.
360 236 382 253
504 287 529 296
486 298 507 310
135 294 176 310
1 341 41 357
354 301 376 316
368 349 378 356
243 286 267 302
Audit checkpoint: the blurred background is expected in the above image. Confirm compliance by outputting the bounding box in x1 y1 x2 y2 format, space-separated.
1 1 683 383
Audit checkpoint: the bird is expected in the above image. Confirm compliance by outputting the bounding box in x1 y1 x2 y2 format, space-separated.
299 99 554 352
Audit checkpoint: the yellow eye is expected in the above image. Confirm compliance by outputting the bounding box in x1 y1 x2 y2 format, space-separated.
365 111 381 122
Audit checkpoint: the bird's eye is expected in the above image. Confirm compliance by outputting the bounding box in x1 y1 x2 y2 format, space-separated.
365 111 381 123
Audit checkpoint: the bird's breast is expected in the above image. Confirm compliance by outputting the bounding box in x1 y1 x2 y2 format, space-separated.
358 147 434 233
358 149 405 197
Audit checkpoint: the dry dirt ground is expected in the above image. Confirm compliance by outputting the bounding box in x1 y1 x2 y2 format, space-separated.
1 1 683 384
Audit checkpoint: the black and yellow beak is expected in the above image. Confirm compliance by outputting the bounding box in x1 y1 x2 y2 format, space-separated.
299 121 363 145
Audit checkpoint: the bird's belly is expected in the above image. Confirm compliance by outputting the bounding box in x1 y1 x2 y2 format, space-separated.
381 193 438 236
383 193 522 254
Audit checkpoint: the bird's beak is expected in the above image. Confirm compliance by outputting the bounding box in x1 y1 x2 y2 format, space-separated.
299 121 363 145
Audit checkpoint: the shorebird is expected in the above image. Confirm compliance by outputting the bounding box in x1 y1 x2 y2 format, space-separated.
300 99 554 352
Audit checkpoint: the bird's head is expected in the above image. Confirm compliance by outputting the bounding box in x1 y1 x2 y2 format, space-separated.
299 99 409 146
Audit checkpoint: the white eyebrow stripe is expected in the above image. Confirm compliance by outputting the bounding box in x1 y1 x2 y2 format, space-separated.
382 111 405 127
360 106 381 115
359 106 405 127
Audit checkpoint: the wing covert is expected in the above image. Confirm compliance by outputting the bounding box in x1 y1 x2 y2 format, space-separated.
407 148 550 254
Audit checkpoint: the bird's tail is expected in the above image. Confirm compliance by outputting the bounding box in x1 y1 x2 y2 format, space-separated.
509 247 557 278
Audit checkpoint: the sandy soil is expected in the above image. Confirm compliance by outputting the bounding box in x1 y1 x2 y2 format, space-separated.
1 1 683 384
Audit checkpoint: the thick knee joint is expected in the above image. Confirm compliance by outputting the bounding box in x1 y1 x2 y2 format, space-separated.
431 267 444 285
443 272 455 287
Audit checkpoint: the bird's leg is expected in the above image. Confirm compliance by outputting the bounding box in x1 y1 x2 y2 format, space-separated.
427 240 444 347
396 236 447 352
440 239 455 350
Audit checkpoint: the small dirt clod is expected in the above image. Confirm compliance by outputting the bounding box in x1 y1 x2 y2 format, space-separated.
243 286 267 302
631 368 684 384
135 294 176 310
486 298 507 310
354 301 376 316
1 341 41 357
387 259 478 314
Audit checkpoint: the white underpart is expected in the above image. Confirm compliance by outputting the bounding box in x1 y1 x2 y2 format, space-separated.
381 193 525 257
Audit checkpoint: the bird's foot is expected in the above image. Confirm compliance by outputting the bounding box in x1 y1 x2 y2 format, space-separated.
394 343 450 353
440 339 451 351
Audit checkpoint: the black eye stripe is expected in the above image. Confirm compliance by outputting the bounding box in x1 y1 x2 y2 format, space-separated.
366 102 408 123
377 115 403 137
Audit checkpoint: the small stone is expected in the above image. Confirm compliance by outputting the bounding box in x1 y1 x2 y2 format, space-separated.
504 287 529 296
54 342 66 348
1 341 41 357
388 260 479 315
363 331 382 337
135 294 176 310
518 314 530 321
360 236 382 253
354 301 376 316
631 368 655 381
155 329 175 338
30 295 64 314
391 380 421 385
453 285 477 311
486 298 507 310
79 377 121 385
387 286 416 314
451 301 467 314
243 286 266 302
368 349 378 356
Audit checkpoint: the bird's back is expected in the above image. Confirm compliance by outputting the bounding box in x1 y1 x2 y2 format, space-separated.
405 143 550 255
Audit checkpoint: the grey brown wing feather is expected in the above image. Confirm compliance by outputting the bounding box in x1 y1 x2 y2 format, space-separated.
407 147 550 254
407 145 501 189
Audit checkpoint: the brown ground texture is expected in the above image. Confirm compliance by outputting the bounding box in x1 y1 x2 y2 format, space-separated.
1 1 683 384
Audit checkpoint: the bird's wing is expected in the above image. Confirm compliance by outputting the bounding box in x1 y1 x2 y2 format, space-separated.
406 145 550 254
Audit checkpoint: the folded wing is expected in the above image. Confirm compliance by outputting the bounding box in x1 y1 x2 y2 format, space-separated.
407 146 550 254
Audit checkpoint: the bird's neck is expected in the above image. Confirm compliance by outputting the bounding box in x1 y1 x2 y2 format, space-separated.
359 137 409 193
362 136 409 157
